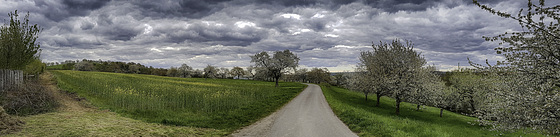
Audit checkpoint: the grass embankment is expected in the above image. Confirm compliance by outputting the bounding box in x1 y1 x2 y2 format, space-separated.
321 85 545 137
50 70 306 133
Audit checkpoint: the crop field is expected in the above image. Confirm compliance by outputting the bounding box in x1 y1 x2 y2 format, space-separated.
50 70 306 131
321 85 546 137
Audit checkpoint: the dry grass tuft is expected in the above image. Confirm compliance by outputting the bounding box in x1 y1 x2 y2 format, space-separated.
0 106 25 135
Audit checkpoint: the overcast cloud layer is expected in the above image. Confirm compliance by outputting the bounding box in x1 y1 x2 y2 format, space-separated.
2 0 557 71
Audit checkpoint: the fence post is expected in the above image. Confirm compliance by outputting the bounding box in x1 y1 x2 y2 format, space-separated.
0 69 24 91
1 69 4 91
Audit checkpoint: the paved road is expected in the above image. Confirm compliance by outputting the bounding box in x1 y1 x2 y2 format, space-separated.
231 84 357 137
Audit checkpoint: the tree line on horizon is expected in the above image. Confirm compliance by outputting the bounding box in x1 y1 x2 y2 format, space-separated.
47 58 332 85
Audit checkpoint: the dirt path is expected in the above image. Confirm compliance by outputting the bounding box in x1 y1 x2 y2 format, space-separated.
231 84 357 137
39 72 96 112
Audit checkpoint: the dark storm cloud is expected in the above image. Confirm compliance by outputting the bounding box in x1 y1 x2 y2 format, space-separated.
164 22 268 46
34 0 110 21
131 0 232 19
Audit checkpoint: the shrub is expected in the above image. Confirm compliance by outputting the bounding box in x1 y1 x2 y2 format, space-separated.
0 80 58 116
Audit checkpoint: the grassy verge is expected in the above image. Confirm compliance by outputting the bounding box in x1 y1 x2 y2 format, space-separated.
321 85 545 137
6 110 226 136
50 70 306 133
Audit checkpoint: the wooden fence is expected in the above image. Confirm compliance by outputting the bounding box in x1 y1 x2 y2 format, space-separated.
0 69 23 91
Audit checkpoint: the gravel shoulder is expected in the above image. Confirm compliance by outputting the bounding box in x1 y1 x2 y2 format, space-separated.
231 84 357 137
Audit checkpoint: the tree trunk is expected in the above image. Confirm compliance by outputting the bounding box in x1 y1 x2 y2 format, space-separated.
468 91 476 114
376 93 381 107
395 96 401 115
440 108 443 117
470 99 476 113
275 77 279 87
417 104 420 111
364 93 368 101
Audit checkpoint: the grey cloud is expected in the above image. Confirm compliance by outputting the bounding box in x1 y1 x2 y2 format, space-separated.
42 34 104 49
362 0 465 12
131 0 232 19
33 0 110 21
162 22 268 46
0 0 531 71
80 21 95 30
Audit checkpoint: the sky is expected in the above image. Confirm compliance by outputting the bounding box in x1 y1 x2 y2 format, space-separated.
1 0 558 72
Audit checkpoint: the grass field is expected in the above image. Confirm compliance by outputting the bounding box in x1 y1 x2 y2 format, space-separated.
50 70 306 132
46 64 64 70
321 85 546 137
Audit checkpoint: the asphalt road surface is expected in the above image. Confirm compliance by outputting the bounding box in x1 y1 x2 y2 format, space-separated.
231 84 358 137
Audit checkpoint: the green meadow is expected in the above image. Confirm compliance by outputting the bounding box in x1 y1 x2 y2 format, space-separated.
50 70 306 132
321 85 546 137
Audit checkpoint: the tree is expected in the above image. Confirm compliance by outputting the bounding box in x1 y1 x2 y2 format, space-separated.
362 39 426 115
192 69 204 78
203 65 218 79
73 61 95 71
246 66 256 80
408 65 441 111
447 69 489 114
178 64 193 78
295 68 308 83
128 64 141 74
23 58 45 77
253 66 271 81
332 72 350 86
307 68 331 84
431 84 459 117
358 50 391 107
167 67 179 77
346 70 374 102
473 0 560 134
0 10 42 70
231 66 245 79
218 67 229 79
250 50 299 87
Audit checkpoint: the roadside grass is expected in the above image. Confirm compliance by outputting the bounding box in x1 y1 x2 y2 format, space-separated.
5 110 226 137
321 85 546 137
50 70 306 133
